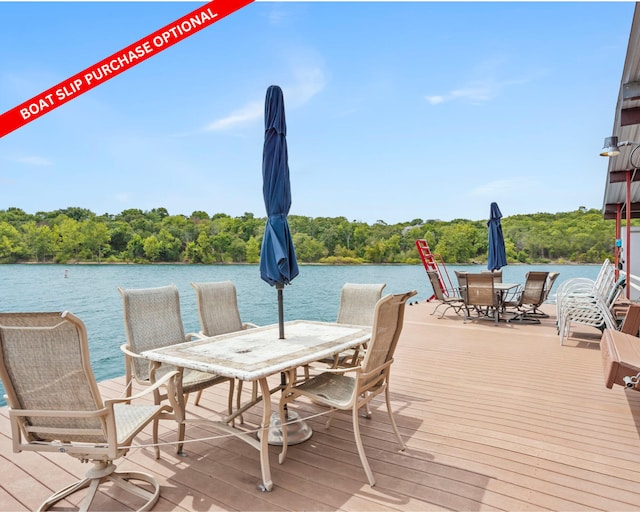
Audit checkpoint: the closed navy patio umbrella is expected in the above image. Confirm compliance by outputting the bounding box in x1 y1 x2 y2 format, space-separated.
258 86 310 446
487 202 507 271
259 85 299 339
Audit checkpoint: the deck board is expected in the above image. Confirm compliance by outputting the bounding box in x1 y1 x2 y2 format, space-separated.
2 301 640 511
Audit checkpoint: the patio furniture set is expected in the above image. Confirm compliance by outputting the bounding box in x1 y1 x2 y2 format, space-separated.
0 281 415 510
427 269 559 325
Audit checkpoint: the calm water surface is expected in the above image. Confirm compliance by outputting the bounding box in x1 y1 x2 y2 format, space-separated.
0 263 599 405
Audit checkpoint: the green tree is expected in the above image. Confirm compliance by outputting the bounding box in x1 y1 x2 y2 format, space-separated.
0 222 23 262
126 234 145 261
80 220 110 262
54 217 81 263
22 221 54 262
246 236 261 263
143 235 161 262
292 233 327 262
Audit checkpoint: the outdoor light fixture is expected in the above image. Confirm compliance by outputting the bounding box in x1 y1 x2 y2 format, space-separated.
600 136 640 157
600 136 622 156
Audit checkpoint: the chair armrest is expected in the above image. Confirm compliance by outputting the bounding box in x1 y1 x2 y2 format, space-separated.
317 365 362 376
120 343 143 359
106 370 182 405
502 285 523 304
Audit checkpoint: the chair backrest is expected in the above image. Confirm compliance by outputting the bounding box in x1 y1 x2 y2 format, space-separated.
0 312 106 444
454 271 467 288
521 271 549 306
482 269 502 283
604 275 626 308
336 283 387 326
191 281 244 336
119 284 186 382
360 291 416 388
426 271 446 301
465 273 497 307
454 271 468 301
543 272 560 301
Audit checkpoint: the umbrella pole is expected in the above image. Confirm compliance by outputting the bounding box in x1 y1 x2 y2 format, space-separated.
276 282 287 408
277 282 285 339
258 282 312 446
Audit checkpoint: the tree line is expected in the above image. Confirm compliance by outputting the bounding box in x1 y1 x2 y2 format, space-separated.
0 206 618 265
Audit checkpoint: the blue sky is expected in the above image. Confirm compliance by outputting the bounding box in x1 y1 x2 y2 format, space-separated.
0 1 635 224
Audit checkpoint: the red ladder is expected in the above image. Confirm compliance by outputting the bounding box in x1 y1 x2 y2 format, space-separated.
415 239 455 300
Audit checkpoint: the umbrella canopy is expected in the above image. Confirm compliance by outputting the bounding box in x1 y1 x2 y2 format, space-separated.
487 202 507 271
259 85 299 338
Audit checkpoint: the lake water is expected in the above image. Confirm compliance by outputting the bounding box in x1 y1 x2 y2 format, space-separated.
0 263 600 405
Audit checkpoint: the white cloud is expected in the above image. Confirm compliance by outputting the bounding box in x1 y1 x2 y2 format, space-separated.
266 5 288 25
426 57 530 106
204 101 263 132
282 66 326 107
13 155 53 166
470 178 526 196
204 65 326 132
426 95 444 105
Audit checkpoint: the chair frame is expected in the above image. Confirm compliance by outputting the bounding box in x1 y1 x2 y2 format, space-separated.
504 271 549 324
0 311 181 511
278 290 416 486
463 273 500 325
329 283 387 368
191 280 259 422
426 270 465 318
119 284 234 454
191 281 258 337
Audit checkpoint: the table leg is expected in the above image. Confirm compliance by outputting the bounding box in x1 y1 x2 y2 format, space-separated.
257 377 273 492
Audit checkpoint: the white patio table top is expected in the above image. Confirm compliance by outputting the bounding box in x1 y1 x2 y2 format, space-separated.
140 320 371 491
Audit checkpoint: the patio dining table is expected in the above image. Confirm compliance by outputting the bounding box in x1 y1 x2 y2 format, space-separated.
494 282 520 320
140 319 371 492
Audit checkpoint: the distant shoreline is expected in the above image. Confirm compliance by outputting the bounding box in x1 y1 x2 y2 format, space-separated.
9 261 597 266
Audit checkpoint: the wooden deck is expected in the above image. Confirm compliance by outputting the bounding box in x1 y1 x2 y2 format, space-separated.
2 300 640 511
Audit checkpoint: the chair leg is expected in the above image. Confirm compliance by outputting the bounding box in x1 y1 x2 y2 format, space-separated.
352 405 376 486
385 385 406 451
38 462 160 512
174 395 187 456
39 476 93 511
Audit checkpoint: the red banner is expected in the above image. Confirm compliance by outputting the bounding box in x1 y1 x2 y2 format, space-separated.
0 0 253 139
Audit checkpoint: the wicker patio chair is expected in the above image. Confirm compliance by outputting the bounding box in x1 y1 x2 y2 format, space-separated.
504 271 549 324
0 311 180 511
119 284 234 454
426 270 465 318
322 283 386 368
277 290 417 487
191 281 258 337
464 272 500 325
191 280 258 421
